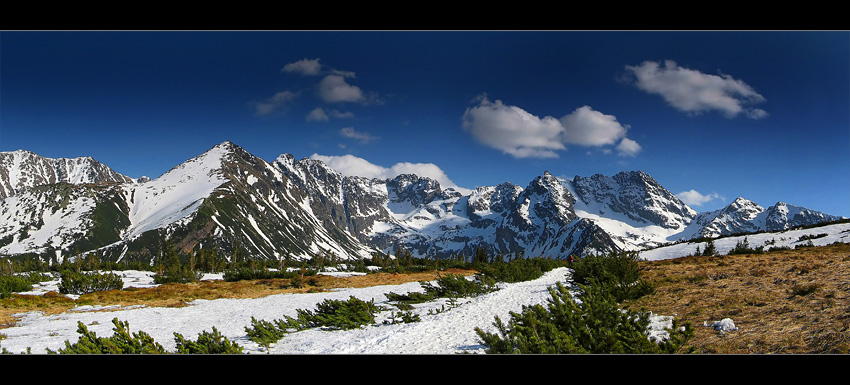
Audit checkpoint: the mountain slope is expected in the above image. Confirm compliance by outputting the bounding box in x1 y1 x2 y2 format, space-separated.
0 141 844 264
0 150 135 199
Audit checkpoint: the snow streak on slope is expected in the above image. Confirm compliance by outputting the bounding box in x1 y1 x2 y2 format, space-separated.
558 174 694 251
639 222 850 261
0 185 101 256
0 150 134 199
121 143 230 239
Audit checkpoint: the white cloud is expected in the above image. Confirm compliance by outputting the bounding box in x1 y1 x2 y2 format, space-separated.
307 107 355 122
306 107 329 121
677 189 724 207
560 105 629 147
626 60 768 119
252 91 299 115
461 96 566 159
282 58 322 76
318 74 365 103
616 137 642 157
462 96 641 159
309 154 467 193
339 127 378 143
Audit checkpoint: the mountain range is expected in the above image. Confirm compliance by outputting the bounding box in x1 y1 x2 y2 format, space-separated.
0 141 843 264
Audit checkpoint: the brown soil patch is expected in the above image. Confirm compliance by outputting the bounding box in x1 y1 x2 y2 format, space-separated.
623 242 850 354
0 269 476 330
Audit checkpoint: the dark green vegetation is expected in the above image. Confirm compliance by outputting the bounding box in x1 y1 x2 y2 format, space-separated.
2 243 696 354
474 251 694 354
57 271 124 295
36 318 243 354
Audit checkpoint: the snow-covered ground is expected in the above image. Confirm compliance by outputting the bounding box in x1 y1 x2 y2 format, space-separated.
0 268 675 354
639 222 850 261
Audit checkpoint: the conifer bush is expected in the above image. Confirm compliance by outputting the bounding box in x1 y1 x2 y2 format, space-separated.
57 270 124 295
174 327 243 354
475 257 568 284
420 273 496 299
571 251 653 302
475 282 694 354
48 318 244 354
49 318 167 354
1 274 37 299
281 296 381 331
245 316 287 351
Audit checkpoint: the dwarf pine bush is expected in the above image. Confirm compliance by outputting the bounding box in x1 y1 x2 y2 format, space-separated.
57 270 124 295
49 318 167 354
420 273 496 299
173 327 243 354
475 282 694 354
571 252 654 302
49 318 243 354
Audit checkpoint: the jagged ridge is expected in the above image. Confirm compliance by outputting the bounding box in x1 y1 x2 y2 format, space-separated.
0 141 843 264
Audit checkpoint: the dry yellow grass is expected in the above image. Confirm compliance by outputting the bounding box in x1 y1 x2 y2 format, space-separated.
623 242 850 354
4 244 850 355
0 268 476 330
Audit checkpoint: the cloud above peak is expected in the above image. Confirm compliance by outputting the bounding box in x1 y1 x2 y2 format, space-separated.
282 58 322 76
625 60 768 119
461 96 641 159
677 189 725 207
309 153 467 193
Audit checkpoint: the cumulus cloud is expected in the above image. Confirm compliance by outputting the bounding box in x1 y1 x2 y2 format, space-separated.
616 137 642 157
252 91 299 115
339 127 378 143
318 74 365 104
560 105 629 147
282 58 322 76
462 95 641 159
306 107 329 122
309 154 467 193
677 189 725 207
306 107 355 122
625 60 768 119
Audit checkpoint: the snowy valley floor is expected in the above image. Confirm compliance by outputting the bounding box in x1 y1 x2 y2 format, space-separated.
3 267 678 354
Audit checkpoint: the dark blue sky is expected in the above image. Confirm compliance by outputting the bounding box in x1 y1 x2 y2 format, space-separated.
1 31 848 217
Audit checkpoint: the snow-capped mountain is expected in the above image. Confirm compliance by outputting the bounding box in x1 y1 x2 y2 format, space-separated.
0 141 844 264
0 150 136 199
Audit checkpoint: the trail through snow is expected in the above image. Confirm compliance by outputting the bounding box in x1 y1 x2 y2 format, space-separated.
0 267 674 354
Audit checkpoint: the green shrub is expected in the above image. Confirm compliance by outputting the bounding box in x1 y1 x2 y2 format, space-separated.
476 257 568 284
245 316 287 351
1 275 36 299
174 327 243 354
57 270 124 295
727 237 764 255
571 252 653 302
475 282 694 354
420 273 496 299
385 291 435 304
49 318 167 354
153 266 202 284
0 271 55 299
223 267 314 282
280 296 380 331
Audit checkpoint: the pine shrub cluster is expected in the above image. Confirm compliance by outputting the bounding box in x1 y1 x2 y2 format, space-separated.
475 282 694 354
571 251 654 302
244 296 382 351
420 273 497 299
474 257 568 284
1 272 52 299
57 270 124 295
173 327 244 354
48 318 243 354
727 237 764 255
222 266 315 282
49 318 166 354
